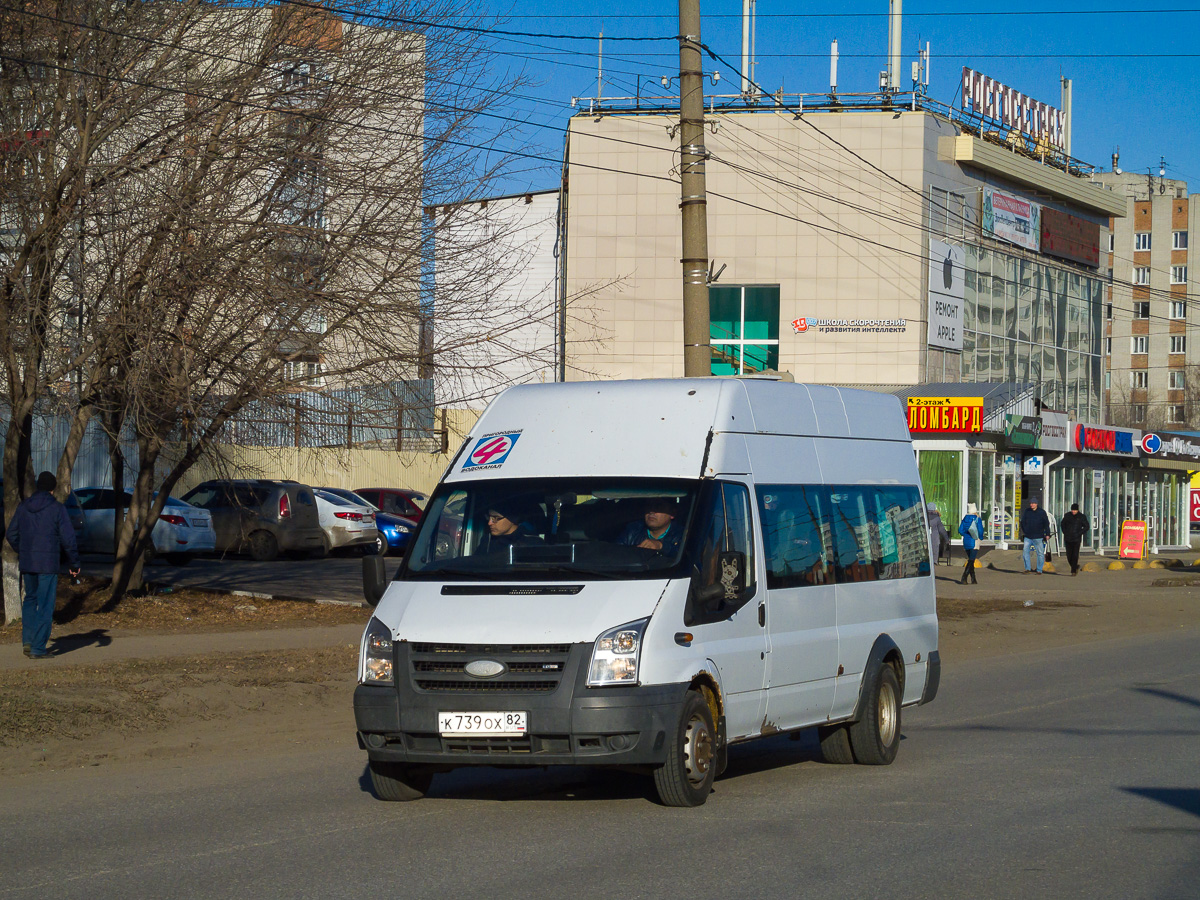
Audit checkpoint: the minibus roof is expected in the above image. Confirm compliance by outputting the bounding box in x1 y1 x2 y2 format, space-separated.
446 378 909 482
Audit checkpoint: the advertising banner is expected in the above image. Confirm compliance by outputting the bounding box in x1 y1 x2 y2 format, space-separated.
927 239 965 351
1072 422 1141 458
907 397 984 433
1005 414 1042 448
1040 411 1070 451
1191 490 1200 525
982 188 1041 252
1118 520 1148 559
1137 431 1200 462
1040 207 1101 268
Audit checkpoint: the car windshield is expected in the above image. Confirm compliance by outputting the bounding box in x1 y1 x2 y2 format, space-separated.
400 477 700 581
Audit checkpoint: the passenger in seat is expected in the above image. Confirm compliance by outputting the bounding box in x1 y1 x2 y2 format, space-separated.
616 497 683 556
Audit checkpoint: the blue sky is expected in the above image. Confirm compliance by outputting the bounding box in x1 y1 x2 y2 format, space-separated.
465 1 1200 196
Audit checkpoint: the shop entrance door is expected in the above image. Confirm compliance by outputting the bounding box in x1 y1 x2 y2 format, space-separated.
1147 483 1159 553
992 465 1017 545
1091 473 1104 551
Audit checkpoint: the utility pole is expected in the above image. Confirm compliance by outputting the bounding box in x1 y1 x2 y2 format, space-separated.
678 0 711 377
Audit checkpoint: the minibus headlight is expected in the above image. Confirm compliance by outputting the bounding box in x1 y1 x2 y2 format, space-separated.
588 618 649 687
360 616 394 686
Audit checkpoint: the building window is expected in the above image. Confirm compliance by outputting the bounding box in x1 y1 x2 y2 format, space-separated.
1131 405 1147 422
1171 300 1187 319
1106 303 1112 320
709 285 780 375
1135 232 1152 251
282 358 324 386
1105 337 1112 355
1169 405 1186 424
1104 371 1111 390
1171 335 1186 354
1174 231 1189 250
1107 233 1114 252
1133 267 1150 286
1171 265 1188 285
1130 370 1149 389
1134 301 1150 319
1131 335 1148 354
1170 370 1186 390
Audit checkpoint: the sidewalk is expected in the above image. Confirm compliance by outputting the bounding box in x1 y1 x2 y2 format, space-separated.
0 623 365 671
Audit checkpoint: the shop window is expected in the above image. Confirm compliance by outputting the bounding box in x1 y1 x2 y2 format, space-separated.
1133 268 1150 286
1171 301 1186 319
1174 231 1188 250
1131 335 1148 354
917 450 961 530
1171 266 1187 285
709 285 779 375
1135 232 1151 251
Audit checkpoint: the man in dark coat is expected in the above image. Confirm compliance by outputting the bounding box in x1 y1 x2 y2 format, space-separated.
4 471 81 658
1019 496 1051 574
1060 503 1090 576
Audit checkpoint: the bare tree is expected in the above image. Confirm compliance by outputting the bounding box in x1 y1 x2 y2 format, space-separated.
2 0 549 613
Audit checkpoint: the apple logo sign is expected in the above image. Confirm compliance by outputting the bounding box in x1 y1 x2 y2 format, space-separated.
942 251 954 290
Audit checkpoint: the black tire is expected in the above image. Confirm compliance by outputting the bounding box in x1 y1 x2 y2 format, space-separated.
370 533 386 556
653 690 717 807
368 761 433 801
248 531 279 562
817 723 855 764
848 664 901 765
164 553 192 567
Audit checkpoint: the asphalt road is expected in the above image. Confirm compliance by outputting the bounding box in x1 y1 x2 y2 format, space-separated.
3 626 1198 899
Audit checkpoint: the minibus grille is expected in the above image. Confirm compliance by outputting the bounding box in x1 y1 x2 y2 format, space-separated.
409 643 572 693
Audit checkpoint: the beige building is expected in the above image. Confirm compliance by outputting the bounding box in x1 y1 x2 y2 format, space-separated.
562 106 1125 422
1096 170 1200 428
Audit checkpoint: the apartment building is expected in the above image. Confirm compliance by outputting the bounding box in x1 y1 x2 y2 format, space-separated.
1096 170 1200 429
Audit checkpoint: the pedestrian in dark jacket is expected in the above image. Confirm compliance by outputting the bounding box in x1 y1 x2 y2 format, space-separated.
1019 497 1051 574
926 503 950 567
1060 503 1090 575
4 471 81 658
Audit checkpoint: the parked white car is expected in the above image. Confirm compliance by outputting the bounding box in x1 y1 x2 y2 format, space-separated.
313 489 380 555
74 488 215 565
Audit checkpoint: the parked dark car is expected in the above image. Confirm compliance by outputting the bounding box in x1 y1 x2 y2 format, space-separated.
353 487 428 522
316 487 416 555
181 479 324 561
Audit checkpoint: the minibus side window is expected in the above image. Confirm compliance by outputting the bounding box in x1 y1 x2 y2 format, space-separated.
830 486 928 582
756 485 834 589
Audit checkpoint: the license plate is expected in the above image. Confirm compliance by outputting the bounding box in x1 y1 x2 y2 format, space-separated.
438 711 527 736
192 519 209 528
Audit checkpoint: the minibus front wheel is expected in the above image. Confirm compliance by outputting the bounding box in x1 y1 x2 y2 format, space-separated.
653 690 716 807
369 760 434 801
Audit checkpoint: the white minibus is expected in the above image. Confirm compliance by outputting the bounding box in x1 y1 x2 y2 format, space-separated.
356 378 939 806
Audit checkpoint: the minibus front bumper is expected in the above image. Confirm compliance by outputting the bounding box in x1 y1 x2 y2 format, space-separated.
355 642 689 768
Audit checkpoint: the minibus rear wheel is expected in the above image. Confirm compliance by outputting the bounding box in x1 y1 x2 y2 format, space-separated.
653 690 716 807
368 761 434 801
848 664 901 765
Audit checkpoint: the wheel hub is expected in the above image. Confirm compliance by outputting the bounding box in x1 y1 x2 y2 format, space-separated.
683 715 713 785
878 682 897 745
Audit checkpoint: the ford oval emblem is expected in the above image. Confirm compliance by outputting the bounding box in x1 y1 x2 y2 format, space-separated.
465 659 506 678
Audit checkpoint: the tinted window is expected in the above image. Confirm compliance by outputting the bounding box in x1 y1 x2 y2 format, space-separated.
758 484 928 587
757 485 833 589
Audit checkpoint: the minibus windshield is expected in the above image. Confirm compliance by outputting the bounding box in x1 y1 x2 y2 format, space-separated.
400 478 699 580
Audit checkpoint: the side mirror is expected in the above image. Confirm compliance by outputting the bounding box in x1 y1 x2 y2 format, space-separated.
363 554 387 606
